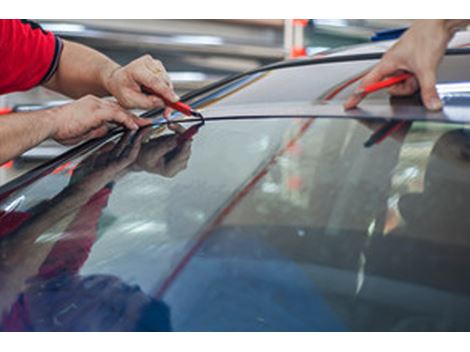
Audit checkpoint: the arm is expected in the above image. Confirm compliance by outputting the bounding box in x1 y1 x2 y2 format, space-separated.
345 20 470 111
0 95 150 164
0 109 56 163
42 40 115 98
43 40 179 110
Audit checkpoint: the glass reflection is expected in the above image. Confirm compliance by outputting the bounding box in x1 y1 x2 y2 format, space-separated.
0 125 195 331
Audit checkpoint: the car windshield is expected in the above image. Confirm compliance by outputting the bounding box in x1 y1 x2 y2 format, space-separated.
4 46 470 332
1 112 470 331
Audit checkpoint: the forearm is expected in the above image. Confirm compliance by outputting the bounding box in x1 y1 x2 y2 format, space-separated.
43 39 120 98
412 19 470 40
443 19 470 33
0 110 56 163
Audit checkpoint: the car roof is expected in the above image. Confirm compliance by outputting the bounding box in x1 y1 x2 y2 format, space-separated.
147 48 470 126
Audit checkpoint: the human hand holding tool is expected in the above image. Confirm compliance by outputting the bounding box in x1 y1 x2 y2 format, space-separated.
344 20 470 111
353 73 413 99
141 86 204 122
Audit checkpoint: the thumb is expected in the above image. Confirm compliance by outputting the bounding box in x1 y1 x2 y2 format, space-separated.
417 71 442 111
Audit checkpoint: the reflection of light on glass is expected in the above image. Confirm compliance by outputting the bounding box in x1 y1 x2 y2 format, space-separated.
193 211 206 222
169 72 207 82
41 23 86 33
355 252 366 295
173 35 223 45
120 221 167 235
367 219 376 237
394 166 420 185
35 232 63 243
262 182 280 194
313 19 348 27
306 47 329 55
387 194 400 208
3 195 25 213
258 136 270 151
437 82 470 97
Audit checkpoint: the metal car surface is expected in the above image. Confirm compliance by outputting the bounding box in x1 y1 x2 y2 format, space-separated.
2 44 470 331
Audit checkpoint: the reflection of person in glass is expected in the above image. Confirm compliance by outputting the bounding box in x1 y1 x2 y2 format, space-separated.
395 129 470 246
0 126 192 331
365 129 470 331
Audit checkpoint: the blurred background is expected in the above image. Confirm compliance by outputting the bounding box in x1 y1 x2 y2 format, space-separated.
0 19 411 184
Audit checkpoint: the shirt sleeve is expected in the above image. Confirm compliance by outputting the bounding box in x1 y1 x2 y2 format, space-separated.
0 19 62 95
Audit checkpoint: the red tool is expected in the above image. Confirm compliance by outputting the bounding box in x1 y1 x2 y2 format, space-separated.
161 96 203 119
142 86 204 121
356 72 414 97
0 108 13 115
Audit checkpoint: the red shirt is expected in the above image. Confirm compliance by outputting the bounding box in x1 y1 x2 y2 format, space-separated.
0 20 62 94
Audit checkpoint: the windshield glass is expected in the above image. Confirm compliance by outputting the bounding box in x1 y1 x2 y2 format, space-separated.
1 115 470 331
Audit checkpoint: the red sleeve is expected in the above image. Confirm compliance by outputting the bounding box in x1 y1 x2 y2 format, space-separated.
0 20 62 95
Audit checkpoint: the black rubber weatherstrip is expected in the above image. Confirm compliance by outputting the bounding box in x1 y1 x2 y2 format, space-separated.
141 47 470 119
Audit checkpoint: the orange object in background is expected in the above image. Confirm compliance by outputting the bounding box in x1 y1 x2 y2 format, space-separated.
286 19 309 58
290 47 307 58
293 19 309 27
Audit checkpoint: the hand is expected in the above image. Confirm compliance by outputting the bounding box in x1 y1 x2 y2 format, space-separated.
103 55 179 116
344 20 454 111
49 95 151 145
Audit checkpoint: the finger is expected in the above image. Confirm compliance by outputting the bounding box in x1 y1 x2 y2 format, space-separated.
387 77 419 96
134 66 179 103
133 116 152 128
88 125 109 139
163 107 174 120
99 105 139 130
58 125 107 145
145 57 173 88
123 89 166 110
344 63 392 110
416 70 442 111
58 131 94 145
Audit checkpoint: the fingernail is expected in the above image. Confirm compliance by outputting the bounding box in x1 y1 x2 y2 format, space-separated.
131 123 138 130
429 97 443 111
